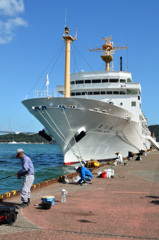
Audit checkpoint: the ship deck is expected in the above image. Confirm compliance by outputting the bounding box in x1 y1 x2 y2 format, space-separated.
0 150 159 240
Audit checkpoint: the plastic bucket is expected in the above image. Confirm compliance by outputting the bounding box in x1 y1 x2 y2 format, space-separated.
101 171 107 178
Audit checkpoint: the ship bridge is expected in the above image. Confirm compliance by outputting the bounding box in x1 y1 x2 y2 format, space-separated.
56 71 141 96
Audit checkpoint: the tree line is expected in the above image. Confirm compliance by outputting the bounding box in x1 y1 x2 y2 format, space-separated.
0 133 49 143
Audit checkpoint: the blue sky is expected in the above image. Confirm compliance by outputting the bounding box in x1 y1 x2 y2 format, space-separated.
0 0 159 133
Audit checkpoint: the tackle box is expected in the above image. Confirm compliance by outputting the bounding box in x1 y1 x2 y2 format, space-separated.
41 201 52 209
41 196 55 206
0 206 18 225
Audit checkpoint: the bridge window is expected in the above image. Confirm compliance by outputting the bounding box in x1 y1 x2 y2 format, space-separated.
92 79 101 83
109 79 118 82
127 89 138 95
76 80 84 84
120 91 126 95
127 78 132 82
107 91 112 95
85 80 91 83
120 79 126 83
102 79 108 83
113 91 119 95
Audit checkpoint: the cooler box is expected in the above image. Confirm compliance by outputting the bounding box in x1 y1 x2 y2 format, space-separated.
106 169 114 178
41 196 55 206
0 206 18 225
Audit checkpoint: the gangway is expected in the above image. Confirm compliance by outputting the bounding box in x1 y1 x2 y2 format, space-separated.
145 135 159 150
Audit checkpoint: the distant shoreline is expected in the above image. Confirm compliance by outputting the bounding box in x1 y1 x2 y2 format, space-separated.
0 142 49 144
0 133 56 144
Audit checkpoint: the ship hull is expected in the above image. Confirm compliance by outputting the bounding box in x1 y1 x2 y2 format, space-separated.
22 97 151 165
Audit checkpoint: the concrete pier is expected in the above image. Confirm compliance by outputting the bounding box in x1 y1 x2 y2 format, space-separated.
0 150 159 240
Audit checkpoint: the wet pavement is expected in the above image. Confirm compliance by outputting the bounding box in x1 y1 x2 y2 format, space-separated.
0 150 159 240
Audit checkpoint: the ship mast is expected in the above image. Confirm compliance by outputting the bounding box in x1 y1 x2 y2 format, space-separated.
90 36 128 71
63 27 76 97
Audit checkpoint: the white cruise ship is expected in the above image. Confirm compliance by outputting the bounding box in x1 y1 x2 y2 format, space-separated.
22 27 159 165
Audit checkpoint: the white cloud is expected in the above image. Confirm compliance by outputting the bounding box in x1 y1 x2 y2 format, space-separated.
0 17 28 44
0 0 27 44
0 0 24 16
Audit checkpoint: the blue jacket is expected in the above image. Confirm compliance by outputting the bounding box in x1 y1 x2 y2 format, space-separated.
78 167 93 183
18 154 34 176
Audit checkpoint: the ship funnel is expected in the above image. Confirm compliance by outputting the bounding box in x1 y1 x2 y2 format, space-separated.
120 57 122 71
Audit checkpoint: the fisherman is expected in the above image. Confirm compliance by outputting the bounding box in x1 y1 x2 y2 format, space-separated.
74 166 93 184
128 151 134 160
114 152 123 165
16 149 34 208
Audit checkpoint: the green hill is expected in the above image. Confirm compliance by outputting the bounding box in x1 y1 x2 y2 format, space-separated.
0 133 49 143
148 125 159 138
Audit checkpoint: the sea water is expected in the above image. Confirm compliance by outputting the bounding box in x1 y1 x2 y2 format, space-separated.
0 143 75 194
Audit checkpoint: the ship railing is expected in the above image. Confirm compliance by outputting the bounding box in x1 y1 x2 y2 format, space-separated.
57 82 141 91
34 89 59 98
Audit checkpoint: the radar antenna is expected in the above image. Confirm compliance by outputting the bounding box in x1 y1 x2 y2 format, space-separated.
90 36 128 71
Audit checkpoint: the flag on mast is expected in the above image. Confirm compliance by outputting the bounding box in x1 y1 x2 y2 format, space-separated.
46 73 49 86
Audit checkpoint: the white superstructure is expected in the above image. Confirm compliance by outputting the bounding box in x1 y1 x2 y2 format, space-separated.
22 27 158 165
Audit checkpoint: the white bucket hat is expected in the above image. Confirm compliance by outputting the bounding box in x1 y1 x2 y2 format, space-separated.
16 148 24 157
74 166 79 171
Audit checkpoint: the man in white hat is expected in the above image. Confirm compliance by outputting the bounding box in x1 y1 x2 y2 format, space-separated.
114 152 123 165
16 149 34 208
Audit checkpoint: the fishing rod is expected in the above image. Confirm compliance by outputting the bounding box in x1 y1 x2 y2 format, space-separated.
0 174 17 181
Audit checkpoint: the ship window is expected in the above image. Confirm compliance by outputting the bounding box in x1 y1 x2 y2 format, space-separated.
120 103 123 105
113 91 119 95
120 79 126 83
127 78 131 82
138 96 140 100
102 79 108 83
82 92 87 95
127 89 138 95
109 79 118 82
94 91 100 95
120 91 126 95
101 91 105 95
71 93 75 96
71 81 75 84
92 79 101 83
107 91 112 95
85 80 91 83
76 92 81 95
88 92 92 95
76 80 84 84
131 101 136 107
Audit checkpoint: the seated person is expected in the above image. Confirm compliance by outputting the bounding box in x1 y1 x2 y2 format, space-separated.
74 166 93 184
114 152 123 165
